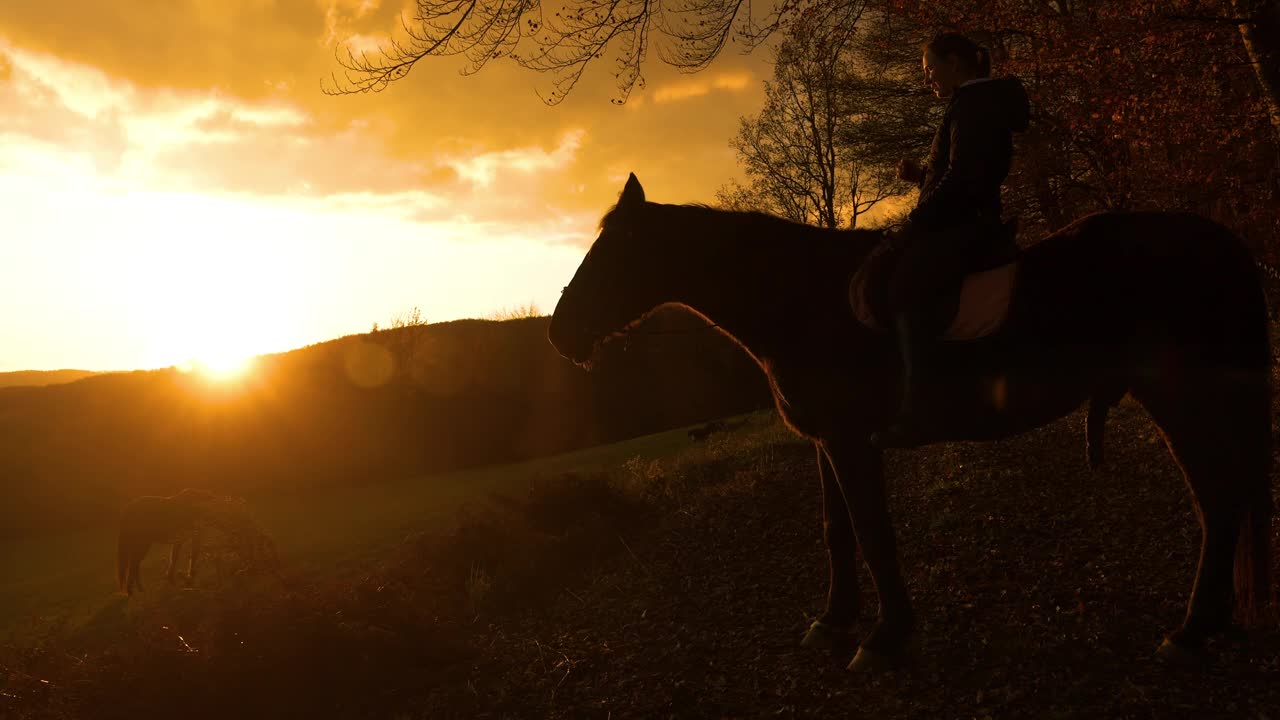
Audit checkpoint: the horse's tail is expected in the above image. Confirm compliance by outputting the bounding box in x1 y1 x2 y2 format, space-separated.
1233 379 1274 622
1236 497 1274 623
1233 255 1274 623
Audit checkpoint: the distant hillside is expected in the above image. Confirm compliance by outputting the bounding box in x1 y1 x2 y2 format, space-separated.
0 311 772 537
0 369 99 389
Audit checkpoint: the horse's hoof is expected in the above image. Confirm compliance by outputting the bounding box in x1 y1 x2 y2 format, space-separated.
801 620 857 651
1155 638 1205 667
847 637 919 673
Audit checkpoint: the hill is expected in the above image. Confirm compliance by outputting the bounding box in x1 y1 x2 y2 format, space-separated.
0 311 771 536
0 369 99 389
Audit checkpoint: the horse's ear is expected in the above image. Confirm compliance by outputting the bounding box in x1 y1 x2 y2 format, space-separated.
620 172 645 207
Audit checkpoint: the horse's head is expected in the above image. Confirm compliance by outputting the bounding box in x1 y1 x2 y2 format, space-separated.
549 173 674 369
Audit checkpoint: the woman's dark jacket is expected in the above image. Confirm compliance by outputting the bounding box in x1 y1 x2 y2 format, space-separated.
907 76 1031 233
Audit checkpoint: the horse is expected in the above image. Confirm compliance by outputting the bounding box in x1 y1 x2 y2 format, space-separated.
548 173 1273 671
688 421 727 442
117 488 216 595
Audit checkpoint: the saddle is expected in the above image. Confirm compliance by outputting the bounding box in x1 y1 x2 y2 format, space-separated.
850 221 1020 341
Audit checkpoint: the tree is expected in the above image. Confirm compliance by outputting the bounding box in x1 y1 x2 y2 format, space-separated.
371 305 428 333
721 6 923 228
487 302 543 320
331 0 1278 259
324 0 1280 156
728 19 851 228
832 8 939 226
883 0 1278 254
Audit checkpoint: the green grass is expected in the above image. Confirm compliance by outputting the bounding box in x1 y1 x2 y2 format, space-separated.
0 415 755 644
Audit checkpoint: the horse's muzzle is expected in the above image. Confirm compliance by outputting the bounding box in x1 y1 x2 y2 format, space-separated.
547 318 598 369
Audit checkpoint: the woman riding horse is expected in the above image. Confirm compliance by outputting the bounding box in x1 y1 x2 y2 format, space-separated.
872 32 1030 449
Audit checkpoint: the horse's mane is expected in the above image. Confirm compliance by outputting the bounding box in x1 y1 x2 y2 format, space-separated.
599 201 881 259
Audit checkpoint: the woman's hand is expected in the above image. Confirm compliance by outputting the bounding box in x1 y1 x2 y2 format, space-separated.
897 158 924 184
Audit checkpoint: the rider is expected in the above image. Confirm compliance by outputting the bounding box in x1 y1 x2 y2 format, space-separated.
870 32 1030 449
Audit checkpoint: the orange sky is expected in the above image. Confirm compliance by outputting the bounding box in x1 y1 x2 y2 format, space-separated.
0 0 774 372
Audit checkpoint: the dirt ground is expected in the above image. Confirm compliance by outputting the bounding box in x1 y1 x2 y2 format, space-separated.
414 402 1280 719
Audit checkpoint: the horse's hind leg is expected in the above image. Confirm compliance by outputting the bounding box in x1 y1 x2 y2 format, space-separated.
1132 376 1271 659
130 551 146 594
1086 385 1126 470
187 530 201 586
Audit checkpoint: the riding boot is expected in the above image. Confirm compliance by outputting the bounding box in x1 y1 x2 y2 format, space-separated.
870 311 939 449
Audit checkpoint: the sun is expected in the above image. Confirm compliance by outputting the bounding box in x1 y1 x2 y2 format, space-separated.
177 350 254 382
160 320 269 384
129 199 303 382
200 352 253 380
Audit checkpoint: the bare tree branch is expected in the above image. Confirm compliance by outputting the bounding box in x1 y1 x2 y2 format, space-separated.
323 0 849 103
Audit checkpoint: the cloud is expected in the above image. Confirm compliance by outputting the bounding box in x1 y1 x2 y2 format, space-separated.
442 129 585 188
0 0 771 245
0 41 331 189
0 40 600 245
321 0 384 47
0 44 129 173
192 105 309 134
652 71 756 104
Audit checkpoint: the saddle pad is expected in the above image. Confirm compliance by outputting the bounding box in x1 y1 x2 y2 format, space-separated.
850 260 1019 341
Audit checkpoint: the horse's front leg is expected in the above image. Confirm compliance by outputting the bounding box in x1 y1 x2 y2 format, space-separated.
801 442 862 650
166 542 182 585
822 434 916 672
186 529 200 587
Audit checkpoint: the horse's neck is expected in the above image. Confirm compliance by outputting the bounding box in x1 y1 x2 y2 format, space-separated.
658 206 863 362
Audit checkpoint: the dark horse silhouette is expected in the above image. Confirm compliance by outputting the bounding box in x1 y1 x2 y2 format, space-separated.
548 174 1274 671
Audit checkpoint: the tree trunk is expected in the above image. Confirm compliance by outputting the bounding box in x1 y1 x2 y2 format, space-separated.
1233 0 1280 145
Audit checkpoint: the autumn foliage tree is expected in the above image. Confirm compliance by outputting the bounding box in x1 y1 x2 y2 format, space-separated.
876 0 1280 258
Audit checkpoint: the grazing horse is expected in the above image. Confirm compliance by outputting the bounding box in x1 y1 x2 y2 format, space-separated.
689 421 727 442
117 489 216 595
548 173 1273 671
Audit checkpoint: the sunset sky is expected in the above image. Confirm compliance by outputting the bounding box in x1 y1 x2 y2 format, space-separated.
0 0 775 372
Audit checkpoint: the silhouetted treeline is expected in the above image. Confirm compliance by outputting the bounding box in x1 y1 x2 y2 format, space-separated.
0 311 770 537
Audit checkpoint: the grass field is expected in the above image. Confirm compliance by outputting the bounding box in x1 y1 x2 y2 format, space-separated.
0 416 749 645
5 392 1280 719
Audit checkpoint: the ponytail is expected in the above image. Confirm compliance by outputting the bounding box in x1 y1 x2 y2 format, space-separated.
975 46 991 78
926 32 993 78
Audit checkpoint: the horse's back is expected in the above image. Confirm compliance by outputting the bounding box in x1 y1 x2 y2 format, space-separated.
120 493 203 542
1011 211 1268 368
1027 211 1257 275
1020 210 1256 284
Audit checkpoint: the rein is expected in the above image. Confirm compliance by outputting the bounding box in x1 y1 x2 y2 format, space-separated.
629 323 723 336
617 322 723 355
